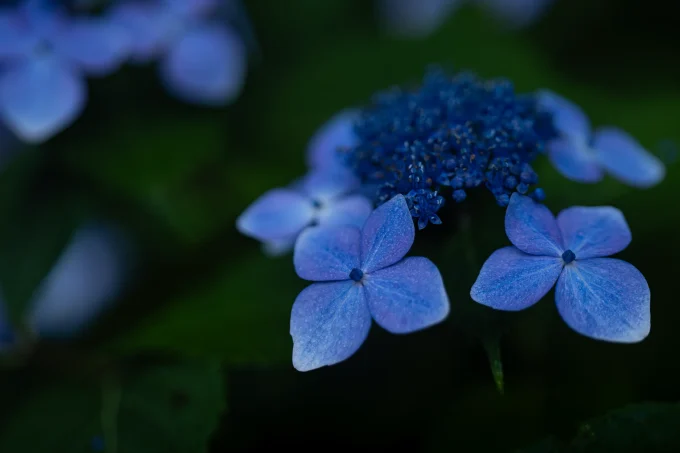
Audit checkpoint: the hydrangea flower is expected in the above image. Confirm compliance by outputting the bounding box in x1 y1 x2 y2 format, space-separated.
109 0 247 105
377 0 555 38
471 193 650 343
0 0 129 142
0 223 129 349
291 194 450 371
306 109 360 172
537 90 665 188
342 69 557 228
237 170 373 256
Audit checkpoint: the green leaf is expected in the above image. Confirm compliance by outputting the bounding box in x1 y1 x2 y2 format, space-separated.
516 402 680 453
62 111 238 246
109 253 302 365
0 359 226 453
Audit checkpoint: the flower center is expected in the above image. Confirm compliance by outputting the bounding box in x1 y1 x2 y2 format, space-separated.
349 268 364 282
562 249 576 264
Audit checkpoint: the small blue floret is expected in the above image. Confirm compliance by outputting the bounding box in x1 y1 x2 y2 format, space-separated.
342 68 557 227
561 249 576 264
349 268 364 282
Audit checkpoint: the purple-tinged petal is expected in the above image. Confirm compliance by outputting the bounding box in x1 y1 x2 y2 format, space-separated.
505 193 563 257
0 12 31 60
547 137 604 183
300 169 359 203
236 189 314 242
593 127 666 188
557 206 631 259
307 109 359 171
320 195 373 228
360 194 415 273
556 258 650 343
160 24 247 106
366 257 449 334
0 57 85 143
28 225 128 338
536 89 590 139
471 246 563 311
377 0 461 38
290 281 370 372
294 225 361 282
53 18 130 76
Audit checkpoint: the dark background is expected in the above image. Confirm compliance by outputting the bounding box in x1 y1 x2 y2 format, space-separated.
1 0 679 452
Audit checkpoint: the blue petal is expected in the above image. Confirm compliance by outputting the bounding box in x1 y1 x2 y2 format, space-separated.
53 18 130 76
536 89 591 139
360 194 415 272
300 169 359 203
377 0 461 37
365 257 449 333
262 236 296 257
547 137 604 183
471 246 563 311
236 189 314 242
160 24 247 106
290 281 371 371
505 193 563 257
0 12 30 60
0 57 85 143
320 195 373 229
555 258 650 343
294 225 361 282
593 127 666 188
480 0 556 28
29 224 127 338
557 206 631 260
307 109 359 171
108 2 166 62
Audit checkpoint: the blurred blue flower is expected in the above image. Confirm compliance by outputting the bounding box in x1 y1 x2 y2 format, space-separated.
471 193 650 343
237 170 373 256
0 0 129 143
538 90 665 188
0 223 130 349
342 69 557 228
109 0 247 105
291 194 449 371
306 109 360 172
377 0 555 38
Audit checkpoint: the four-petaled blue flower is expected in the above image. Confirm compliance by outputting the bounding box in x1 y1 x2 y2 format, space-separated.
237 170 373 256
110 0 247 106
290 194 450 371
471 193 650 343
0 0 129 142
537 90 665 188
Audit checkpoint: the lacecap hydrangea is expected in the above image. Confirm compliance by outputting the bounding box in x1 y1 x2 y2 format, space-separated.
237 68 663 371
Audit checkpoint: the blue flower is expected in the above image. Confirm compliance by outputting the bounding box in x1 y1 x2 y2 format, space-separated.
0 0 129 142
290 194 450 371
306 109 360 173
537 90 665 188
0 223 129 349
237 170 373 256
471 193 650 343
342 69 557 227
109 0 247 106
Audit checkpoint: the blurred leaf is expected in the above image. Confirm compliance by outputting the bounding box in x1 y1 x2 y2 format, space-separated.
109 253 301 365
516 402 680 453
0 359 225 453
63 112 237 246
